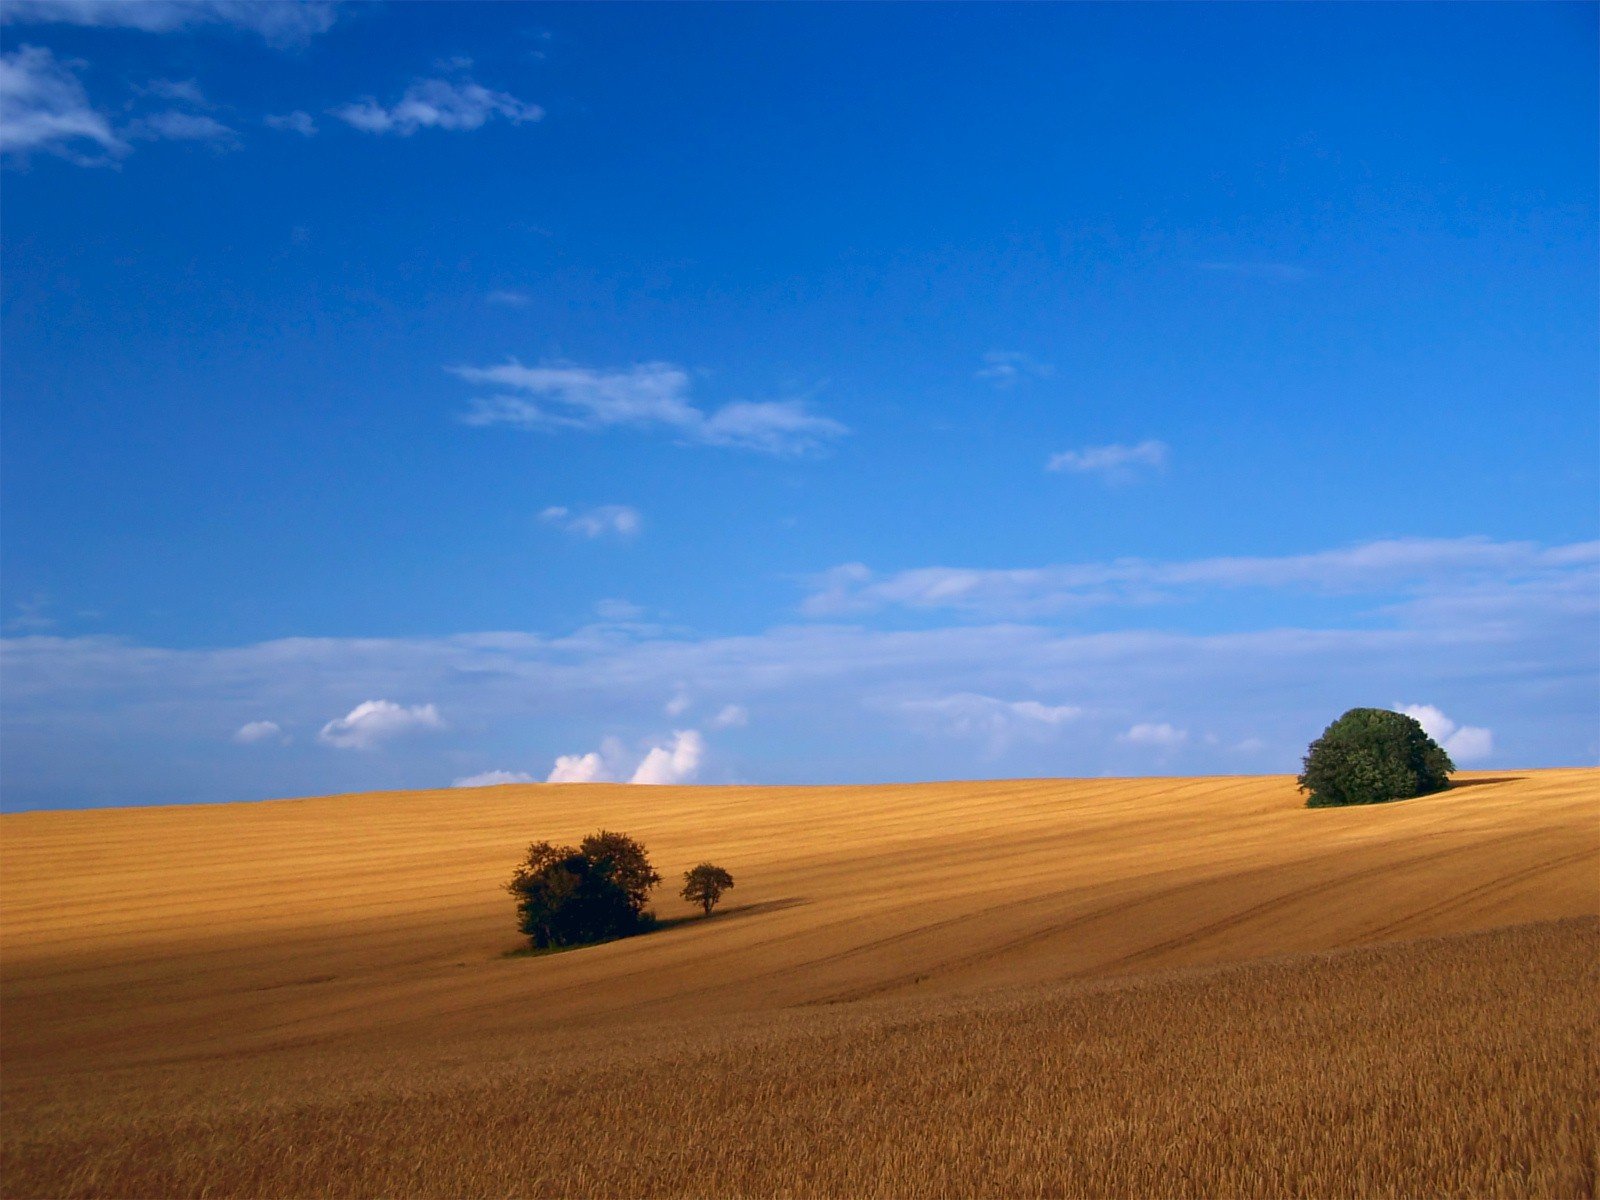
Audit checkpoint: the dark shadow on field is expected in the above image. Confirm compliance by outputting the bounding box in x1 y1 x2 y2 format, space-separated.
1447 776 1527 791
651 895 810 933
501 897 809 959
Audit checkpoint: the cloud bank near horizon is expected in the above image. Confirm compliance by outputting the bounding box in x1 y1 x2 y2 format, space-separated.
1 534 1591 810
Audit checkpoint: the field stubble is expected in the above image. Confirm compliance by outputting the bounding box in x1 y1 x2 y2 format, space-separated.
2 769 1596 1197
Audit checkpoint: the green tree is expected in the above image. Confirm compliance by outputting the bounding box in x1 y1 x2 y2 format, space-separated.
1298 708 1455 808
506 833 660 949
680 863 735 914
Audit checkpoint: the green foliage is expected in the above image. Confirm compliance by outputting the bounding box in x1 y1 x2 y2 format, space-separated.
1298 708 1455 808
506 832 660 949
680 863 735 914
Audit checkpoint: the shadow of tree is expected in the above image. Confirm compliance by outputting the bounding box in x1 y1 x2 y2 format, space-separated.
1447 775 1527 791
501 896 809 959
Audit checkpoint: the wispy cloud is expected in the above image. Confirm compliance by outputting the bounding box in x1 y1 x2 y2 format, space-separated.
318 700 443 750
0 45 125 165
333 76 542 136
803 537 1599 620
2 0 341 46
1119 721 1188 749
539 504 641 539
137 78 208 105
454 360 848 455
1194 261 1310 281
974 351 1055 388
1047 439 1169 481
126 109 237 144
2 536 1591 807
264 110 316 136
486 288 531 307
892 692 1084 753
452 769 534 787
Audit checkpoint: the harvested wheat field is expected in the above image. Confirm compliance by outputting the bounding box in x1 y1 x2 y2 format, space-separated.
3 769 1597 1198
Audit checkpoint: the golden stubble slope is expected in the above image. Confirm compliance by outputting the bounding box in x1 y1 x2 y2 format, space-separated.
3 768 1595 1082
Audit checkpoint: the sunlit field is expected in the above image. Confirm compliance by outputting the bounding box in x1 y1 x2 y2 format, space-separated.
3 768 1595 1197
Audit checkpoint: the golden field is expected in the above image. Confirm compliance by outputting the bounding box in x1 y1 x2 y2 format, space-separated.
2 768 1597 1197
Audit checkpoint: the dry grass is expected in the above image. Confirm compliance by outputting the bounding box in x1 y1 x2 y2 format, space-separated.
2 769 1596 1197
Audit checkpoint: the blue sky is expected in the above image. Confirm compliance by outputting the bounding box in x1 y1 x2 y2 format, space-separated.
2 1 1595 810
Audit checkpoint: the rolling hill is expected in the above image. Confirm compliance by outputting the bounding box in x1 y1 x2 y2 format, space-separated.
3 768 1595 1196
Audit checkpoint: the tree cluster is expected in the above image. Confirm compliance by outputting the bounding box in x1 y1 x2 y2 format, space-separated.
1298 707 1455 808
507 831 733 950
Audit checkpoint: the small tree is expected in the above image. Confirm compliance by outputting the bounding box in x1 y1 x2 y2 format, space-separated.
680 863 734 915
506 832 660 949
1298 708 1455 808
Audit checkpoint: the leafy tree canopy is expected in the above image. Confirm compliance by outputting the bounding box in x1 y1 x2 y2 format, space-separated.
506 832 659 949
1298 708 1455 808
681 863 735 914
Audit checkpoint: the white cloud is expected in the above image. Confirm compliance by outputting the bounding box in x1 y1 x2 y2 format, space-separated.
126 109 236 143
895 692 1084 752
1047 439 1170 480
1120 722 1188 748
974 351 1054 387
630 730 705 785
594 598 645 622
710 703 748 729
333 77 542 136
664 690 692 717
0 45 125 164
452 360 847 455
547 752 609 783
0 536 1590 808
264 110 316 136
539 504 641 539
138 78 207 105
804 537 1600 620
2 0 340 45
318 700 443 750
1397 704 1494 764
232 719 283 744
452 769 534 787
486 289 530 307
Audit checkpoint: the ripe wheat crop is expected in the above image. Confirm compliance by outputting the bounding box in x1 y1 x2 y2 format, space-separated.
2 769 1595 1197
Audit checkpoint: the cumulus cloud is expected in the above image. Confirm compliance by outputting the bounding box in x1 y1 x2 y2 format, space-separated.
264 109 316 136
544 730 706 785
1119 722 1188 748
318 700 443 750
539 504 641 539
1047 439 1170 480
2 0 341 45
630 730 705 785
452 769 535 787
974 351 1054 387
1398 703 1494 763
547 751 609 783
333 77 542 136
664 690 692 717
232 719 283 744
803 537 1600 620
452 360 847 455
0 44 124 164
